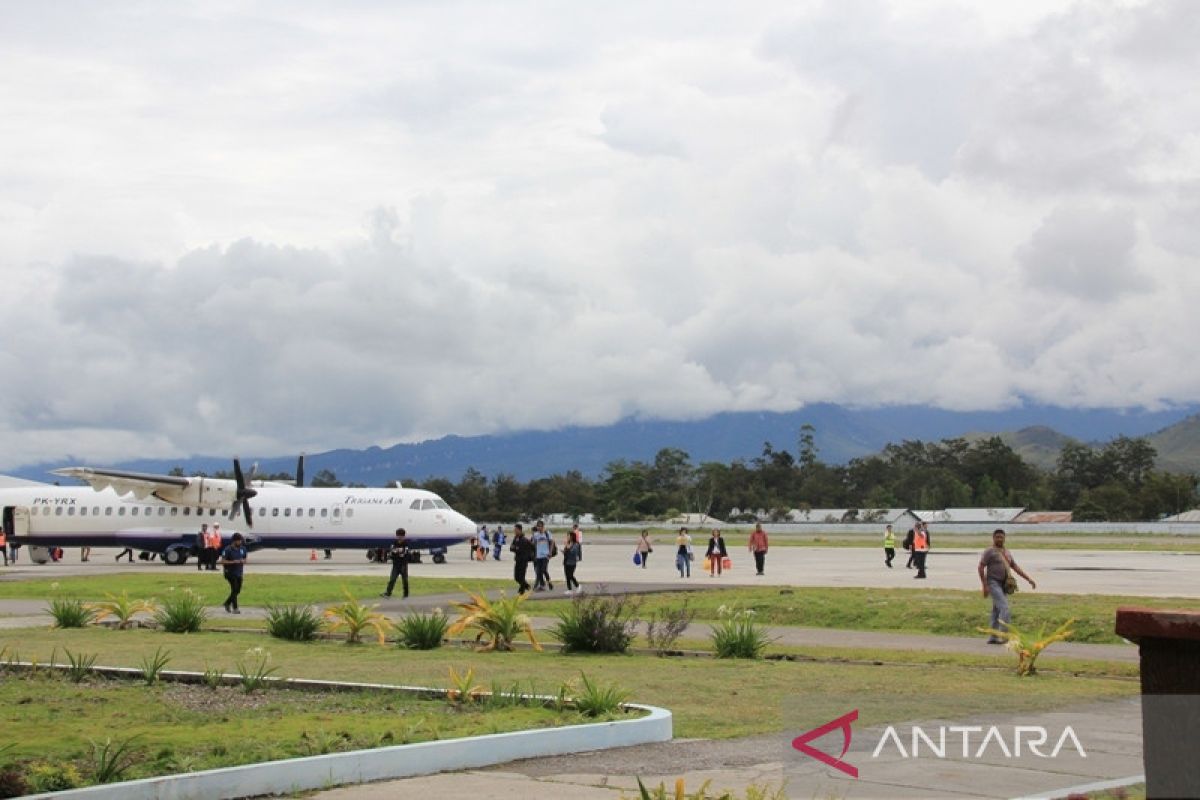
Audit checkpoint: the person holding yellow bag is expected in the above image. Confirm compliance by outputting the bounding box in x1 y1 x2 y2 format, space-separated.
675 527 693 578
704 529 728 577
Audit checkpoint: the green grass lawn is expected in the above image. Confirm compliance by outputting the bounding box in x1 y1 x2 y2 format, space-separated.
0 574 510 606
0 670 588 789
537 585 1200 644
0 627 1136 742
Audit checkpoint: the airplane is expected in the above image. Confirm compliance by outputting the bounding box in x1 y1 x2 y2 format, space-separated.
0 459 477 566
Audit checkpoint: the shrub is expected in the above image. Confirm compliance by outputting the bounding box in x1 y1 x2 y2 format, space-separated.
710 606 772 659
265 604 322 642
396 610 449 650
139 647 172 685
644 601 696 655
202 661 224 689
89 735 143 784
0 767 26 799
25 762 83 793
235 647 279 693
445 666 483 704
550 590 641 654
47 596 95 629
980 618 1076 676
155 588 207 633
63 649 99 683
447 589 541 652
88 591 159 629
322 591 394 645
571 672 630 717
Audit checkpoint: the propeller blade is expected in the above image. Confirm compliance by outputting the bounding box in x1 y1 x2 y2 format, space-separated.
296 454 305 488
242 499 254 528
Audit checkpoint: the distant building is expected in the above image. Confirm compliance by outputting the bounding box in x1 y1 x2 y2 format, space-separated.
666 512 727 528
543 513 597 526
1161 510 1200 523
786 508 921 529
916 508 1025 524
1012 511 1073 524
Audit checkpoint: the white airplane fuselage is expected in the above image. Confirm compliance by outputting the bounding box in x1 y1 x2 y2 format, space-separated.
1 483 477 564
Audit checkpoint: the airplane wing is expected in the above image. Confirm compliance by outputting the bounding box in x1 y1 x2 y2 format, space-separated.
52 467 191 500
51 466 246 508
0 474 51 488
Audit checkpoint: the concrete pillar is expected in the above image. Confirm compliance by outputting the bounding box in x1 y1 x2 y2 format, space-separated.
1115 607 1200 800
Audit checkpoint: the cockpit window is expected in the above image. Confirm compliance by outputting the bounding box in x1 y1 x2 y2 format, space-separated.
433 499 450 510
421 499 435 510
410 499 422 509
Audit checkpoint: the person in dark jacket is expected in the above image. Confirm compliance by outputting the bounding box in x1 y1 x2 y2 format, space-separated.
903 527 916 569
219 532 248 614
509 524 535 594
381 528 410 598
704 529 728 577
561 530 581 594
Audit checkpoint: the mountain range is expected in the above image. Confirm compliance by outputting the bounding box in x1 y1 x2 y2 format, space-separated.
13 402 1200 486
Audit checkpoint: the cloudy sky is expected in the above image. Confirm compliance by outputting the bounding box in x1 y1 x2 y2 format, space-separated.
2 0 1198 469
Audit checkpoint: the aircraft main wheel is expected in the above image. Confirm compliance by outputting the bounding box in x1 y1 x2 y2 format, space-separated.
432 553 446 564
163 546 188 566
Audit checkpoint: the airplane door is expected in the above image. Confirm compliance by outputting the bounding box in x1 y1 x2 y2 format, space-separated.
3 506 30 538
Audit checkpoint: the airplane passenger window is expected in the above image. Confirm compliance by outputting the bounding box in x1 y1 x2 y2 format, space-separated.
93 506 100 515
332 508 340 518
106 507 113 516
410 499 421 509
80 507 87 516
320 509 327 518
171 507 179 516
308 509 315 517
159 507 166 516
118 507 126 516
56 507 63 516
272 508 279 517
284 508 291 517
295 508 302 517
183 507 190 516
43 507 50 515
132 508 139 516
346 508 354 518
68 507 75 515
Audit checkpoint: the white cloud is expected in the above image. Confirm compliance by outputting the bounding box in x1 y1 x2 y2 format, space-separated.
1 0 1198 469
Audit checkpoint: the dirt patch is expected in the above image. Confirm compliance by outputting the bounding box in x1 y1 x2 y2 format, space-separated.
163 682 313 713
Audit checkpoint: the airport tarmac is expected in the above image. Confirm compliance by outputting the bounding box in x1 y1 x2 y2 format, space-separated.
7 539 1200 598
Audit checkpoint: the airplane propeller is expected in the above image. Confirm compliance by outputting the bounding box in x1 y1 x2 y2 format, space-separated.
295 454 305 488
232 458 258 527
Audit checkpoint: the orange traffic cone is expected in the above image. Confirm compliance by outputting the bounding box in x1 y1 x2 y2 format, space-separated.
310 549 318 561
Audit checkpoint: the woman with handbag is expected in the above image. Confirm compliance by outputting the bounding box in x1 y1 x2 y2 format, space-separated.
636 529 653 569
978 529 1036 643
705 528 728 577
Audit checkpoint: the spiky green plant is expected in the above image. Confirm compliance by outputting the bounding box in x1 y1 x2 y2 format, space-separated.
322 590 393 645
395 609 449 650
445 665 484 704
265 603 322 642
234 647 279 693
87 591 159 629
979 618 1076 676
47 596 95 629
571 672 630 717
447 588 541 652
62 649 99 683
139 647 172 685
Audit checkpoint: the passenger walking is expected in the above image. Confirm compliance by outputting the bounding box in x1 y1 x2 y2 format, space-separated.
562 531 581 594
115 547 134 562
748 523 769 576
219 532 248 614
903 527 915 569
979 529 1036 643
883 524 896 568
380 528 410 598
912 522 930 579
532 520 554 591
195 523 209 571
636 529 653 569
675 527 692 578
510 524 534 594
491 526 505 561
705 529 728 577
80 546 91 562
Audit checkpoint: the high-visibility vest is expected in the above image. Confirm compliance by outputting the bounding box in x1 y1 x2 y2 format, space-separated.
914 531 929 552
883 530 895 548
0 531 7 547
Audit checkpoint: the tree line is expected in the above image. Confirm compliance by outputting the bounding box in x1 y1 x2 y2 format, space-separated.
204 428 1199 523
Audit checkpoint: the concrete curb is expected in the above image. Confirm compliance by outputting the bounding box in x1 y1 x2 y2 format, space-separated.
14 666 672 800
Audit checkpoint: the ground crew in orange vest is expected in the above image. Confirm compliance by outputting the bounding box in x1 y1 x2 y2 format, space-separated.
912 523 930 580
205 523 223 571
